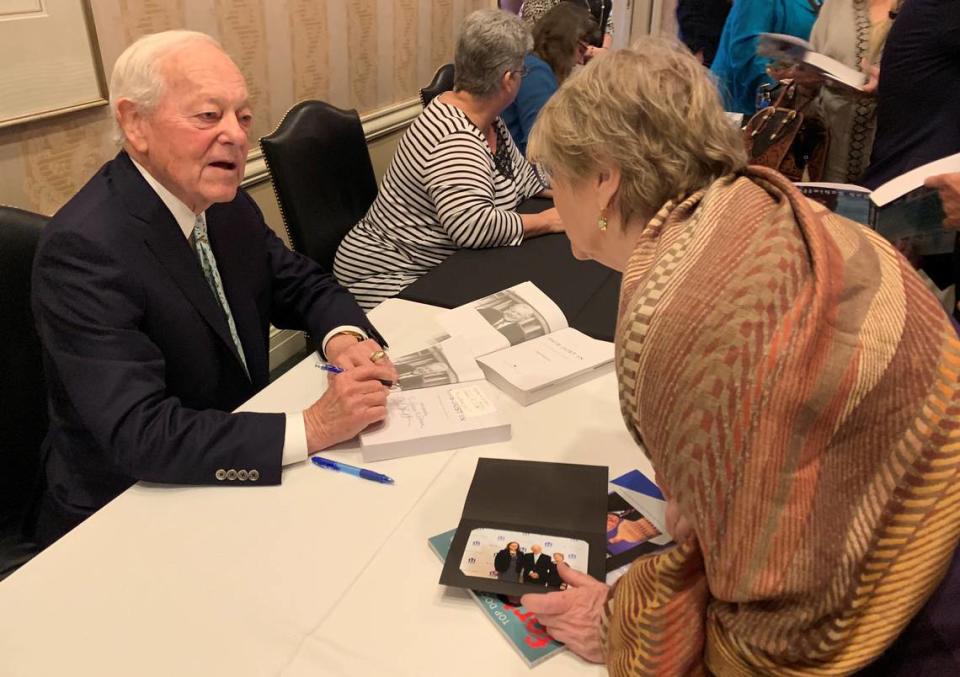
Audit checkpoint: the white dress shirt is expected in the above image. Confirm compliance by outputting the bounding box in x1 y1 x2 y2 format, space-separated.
131 159 366 465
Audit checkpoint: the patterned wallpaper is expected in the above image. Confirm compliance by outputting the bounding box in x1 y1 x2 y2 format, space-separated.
0 0 494 216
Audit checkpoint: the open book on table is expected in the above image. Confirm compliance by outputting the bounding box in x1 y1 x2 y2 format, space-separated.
797 152 960 255
757 32 867 91
421 281 614 405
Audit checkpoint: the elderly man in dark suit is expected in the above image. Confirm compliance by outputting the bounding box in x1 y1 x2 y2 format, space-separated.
520 543 551 585
30 30 397 546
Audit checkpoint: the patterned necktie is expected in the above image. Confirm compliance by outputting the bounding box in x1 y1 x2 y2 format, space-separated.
191 214 250 379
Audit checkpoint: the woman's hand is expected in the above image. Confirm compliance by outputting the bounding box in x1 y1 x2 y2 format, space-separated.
521 565 610 663
666 498 694 542
521 207 564 237
861 59 880 94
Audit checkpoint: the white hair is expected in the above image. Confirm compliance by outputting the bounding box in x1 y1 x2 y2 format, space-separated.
454 9 532 98
109 30 221 143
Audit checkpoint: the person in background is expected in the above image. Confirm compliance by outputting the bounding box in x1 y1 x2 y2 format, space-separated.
521 0 614 50
494 541 523 582
786 0 898 183
710 0 819 115
520 39 960 673
30 31 396 546
860 0 960 320
676 0 731 67
545 552 568 588
333 10 562 310
502 3 600 155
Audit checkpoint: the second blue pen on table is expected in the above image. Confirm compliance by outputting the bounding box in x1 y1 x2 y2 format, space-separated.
311 456 395 485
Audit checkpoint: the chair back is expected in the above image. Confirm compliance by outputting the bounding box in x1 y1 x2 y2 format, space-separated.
260 100 377 272
419 64 455 108
0 206 48 541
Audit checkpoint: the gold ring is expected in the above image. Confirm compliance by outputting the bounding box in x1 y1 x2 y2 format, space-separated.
370 350 386 363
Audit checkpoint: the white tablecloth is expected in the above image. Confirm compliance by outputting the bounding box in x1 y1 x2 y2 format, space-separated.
0 299 651 676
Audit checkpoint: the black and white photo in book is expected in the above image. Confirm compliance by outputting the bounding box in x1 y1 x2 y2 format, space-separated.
458 527 589 589
393 345 459 391
474 290 550 346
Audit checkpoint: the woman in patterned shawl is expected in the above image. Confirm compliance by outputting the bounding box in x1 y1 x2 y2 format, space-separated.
521 39 960 674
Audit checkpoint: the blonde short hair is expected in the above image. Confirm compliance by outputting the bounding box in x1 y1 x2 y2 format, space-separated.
528 38 747 226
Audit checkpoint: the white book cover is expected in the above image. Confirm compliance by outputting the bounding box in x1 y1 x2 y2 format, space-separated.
359 382 510 462
438 281 568 358
870 152 960 207
477 327 614 405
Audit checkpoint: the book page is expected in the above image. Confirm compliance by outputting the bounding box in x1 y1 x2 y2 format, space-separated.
757 33 864 91
477 327 613 392
361 382 503 446
437 282 569 357
391 337 484 391
756 32 812 60
871 152 960 207
803 53 866 91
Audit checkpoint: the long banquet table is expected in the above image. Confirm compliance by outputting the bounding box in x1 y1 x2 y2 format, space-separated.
0 299 650 676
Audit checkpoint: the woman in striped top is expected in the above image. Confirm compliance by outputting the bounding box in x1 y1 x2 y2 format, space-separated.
334 9 563 310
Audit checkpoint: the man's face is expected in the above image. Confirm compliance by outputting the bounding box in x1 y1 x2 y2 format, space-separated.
134 42 252 212
532 544 542 556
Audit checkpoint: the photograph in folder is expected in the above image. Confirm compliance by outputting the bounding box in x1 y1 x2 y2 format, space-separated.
440 458 608 598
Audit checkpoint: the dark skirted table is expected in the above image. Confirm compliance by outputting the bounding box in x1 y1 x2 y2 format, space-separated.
397 198 622 341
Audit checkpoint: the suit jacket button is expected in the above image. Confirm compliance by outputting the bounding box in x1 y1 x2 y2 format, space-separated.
215 469 227 481
249 469 260 481
237 469 249 481
226 469 238 480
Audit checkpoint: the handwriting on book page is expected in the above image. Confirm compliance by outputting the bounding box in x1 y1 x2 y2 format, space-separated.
388 385 495 432
449 385 496 418
393 396 428 431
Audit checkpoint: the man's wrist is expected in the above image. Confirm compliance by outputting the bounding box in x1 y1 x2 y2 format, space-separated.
321 326 367 360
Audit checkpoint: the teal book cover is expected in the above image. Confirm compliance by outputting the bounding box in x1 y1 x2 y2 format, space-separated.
428 529 565 667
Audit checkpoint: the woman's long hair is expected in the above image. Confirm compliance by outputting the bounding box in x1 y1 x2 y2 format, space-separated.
533 3 600 83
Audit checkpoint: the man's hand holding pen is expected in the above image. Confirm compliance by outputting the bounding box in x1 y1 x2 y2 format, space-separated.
305 343 398 451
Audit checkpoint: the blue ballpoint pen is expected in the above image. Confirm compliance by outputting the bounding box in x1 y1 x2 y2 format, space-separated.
316 362 399 389
311 456 395 484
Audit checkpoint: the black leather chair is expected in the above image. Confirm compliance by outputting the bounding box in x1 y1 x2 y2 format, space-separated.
419 63 455 108
260 100 377 273
0 206 48 580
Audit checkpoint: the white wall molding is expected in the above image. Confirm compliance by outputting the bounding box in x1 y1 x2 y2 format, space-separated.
242 97 422 190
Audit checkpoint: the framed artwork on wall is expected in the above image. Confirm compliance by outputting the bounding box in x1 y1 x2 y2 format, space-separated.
0 0 107 129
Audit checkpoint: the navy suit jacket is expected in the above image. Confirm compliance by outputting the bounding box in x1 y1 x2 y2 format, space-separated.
31 151 383 536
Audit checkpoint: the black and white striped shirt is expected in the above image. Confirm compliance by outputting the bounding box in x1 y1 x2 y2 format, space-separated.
333 98 544 310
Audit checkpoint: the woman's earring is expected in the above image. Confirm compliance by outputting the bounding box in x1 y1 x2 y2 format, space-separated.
598 208 608 232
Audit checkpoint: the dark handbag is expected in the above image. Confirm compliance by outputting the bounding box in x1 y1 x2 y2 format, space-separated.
743 82 830 182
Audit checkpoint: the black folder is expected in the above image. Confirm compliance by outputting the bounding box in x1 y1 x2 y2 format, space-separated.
439 458 608 597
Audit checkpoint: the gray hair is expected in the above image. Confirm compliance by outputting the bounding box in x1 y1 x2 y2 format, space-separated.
454 9 532 98
109 30 221 143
